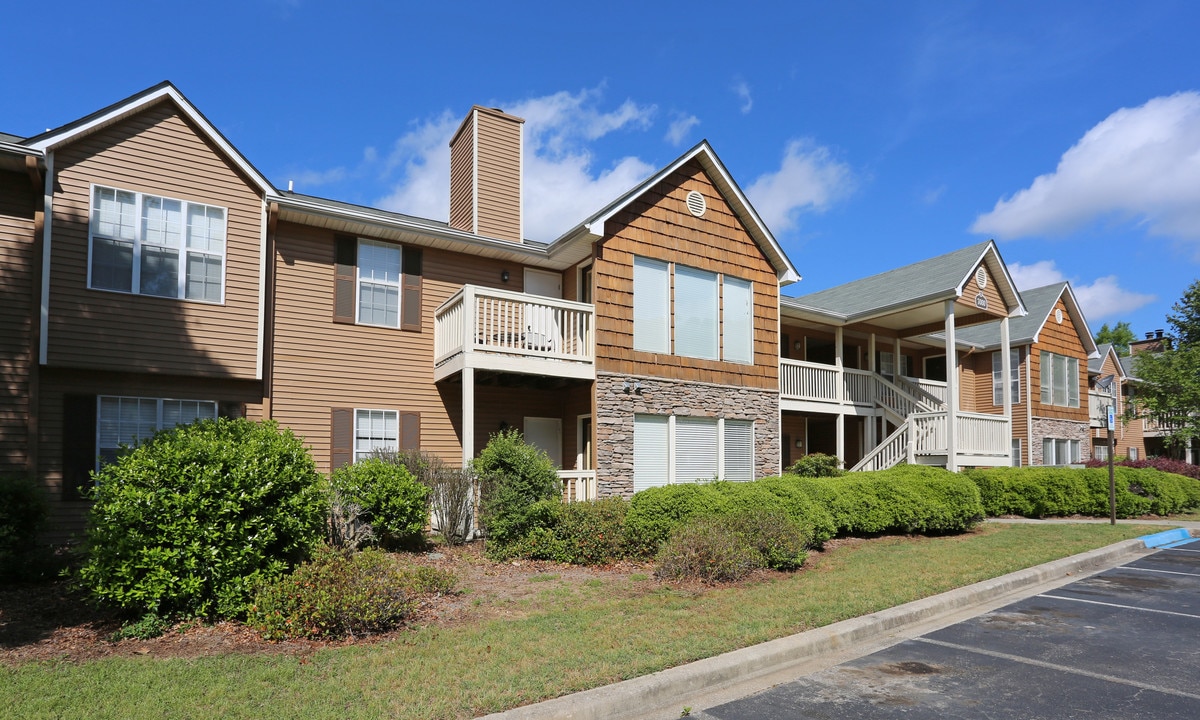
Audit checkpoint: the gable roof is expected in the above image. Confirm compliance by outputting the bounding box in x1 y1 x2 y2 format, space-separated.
22 81 277 198
946 282 1099 358
782 240 1023 325
548 141 801 284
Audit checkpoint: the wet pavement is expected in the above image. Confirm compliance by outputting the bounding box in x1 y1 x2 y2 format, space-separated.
699 539 1200 719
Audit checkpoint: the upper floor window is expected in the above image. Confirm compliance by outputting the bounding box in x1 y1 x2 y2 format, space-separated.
333 235 421 331
1039 351 1079 408
992 349 1021 405
357 239 402 327
89 185 226 302
878 351 910 377
632 255 753 364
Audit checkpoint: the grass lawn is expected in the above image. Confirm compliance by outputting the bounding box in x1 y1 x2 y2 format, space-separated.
2 523 1160 719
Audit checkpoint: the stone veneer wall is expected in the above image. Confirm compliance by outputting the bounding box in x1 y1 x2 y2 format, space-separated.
594 370 780 497
1030 417 1091 465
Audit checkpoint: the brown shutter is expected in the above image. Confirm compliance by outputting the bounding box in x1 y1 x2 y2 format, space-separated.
330 407 353 470
333 235 357 324
62 394 97 501
400 412 421 450
218 401 245 419
401 246 423 332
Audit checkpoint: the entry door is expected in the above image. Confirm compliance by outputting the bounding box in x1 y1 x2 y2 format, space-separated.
524 417 563 469
523 269 563 351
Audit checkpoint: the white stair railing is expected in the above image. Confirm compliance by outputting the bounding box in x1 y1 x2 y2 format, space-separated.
850 421 911 472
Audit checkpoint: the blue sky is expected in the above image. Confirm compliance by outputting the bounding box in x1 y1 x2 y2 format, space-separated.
4 1 1198 338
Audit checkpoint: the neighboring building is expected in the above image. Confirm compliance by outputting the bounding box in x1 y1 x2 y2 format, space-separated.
1125 331 1199 463
1087 342 1146 462
779 241 1024 472
1 83 799 543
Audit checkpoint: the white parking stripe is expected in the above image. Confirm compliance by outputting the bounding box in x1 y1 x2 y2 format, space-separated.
1039 593 1200 620
1124 565 1200 578
915 637 1200 701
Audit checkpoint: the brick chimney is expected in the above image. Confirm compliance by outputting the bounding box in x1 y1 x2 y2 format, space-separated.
449 106 524 242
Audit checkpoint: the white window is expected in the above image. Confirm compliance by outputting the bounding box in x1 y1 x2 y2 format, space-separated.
633 257 670 353
723 277 754 364
1011 439 1022 467
879 351 912 377
89 185 226 302
992 349 1021 405
632 414 755 491
97 396 217 468
1094 443 1109 462
632 255 755 364
356 239 402 328
354 409 398 462
1042 438 1081 465
1039 351 1079 408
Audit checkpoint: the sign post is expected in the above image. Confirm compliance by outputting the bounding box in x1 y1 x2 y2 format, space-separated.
1107 405 1116 526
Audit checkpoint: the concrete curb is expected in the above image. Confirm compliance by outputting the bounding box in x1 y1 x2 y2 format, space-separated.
479 538 1152 720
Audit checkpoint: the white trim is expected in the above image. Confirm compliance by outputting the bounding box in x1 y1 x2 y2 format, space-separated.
38 151 53 365
27 84 278 198
576 414 592 471
256 198 267 381
471 110 479 235
517 112 524 242
353 407 399 463
354 238 403 328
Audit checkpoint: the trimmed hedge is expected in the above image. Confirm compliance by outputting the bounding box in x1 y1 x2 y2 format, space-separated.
965 466 1200 518
497 497 631 565
329 458 430 549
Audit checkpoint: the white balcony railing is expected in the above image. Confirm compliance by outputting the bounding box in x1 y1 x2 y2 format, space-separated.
911 411 1010 457
560 470 598 502
434 286 594 376
780 359 876 406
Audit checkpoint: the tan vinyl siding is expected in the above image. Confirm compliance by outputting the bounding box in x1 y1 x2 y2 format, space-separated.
969 346 1029 463
1031 297 1089 422
46 101 263 379
474 110 522 242
594 160 779 389
956 260 1008 318
448 117 475 234
37 367 263 545
0 170 37 475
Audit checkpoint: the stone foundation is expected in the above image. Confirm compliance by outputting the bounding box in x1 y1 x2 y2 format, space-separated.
1030 417 1091 464
594 371 780 496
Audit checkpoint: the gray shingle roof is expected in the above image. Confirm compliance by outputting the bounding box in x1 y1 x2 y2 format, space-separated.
784 241 995 319
1120 355 1138 379
951 283 1068 348
1090 343 1114 374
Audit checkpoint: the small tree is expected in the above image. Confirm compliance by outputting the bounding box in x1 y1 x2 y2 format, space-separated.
1095 321 1136 356
473 428 560 546
1132 279 1200 455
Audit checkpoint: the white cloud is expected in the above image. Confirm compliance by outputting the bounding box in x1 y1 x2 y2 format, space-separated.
921 185 947 206
1008 260 1155 321
745 140 856 233
665 114 700 146
374 88 658 241
973 92 1200 242
733 80 753 114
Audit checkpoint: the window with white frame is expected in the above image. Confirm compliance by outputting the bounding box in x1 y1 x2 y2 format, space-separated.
354 409 398 461
89 185 226 302
1039 351 1079 408
97 396 216 467
1042 438 1081 465
632 414 755 491
631 255 753 363
879 351 910 377
1011 439 1022 467
993 349 1021 405
356 239 402 327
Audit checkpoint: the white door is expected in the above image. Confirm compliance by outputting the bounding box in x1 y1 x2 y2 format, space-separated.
524 417 563 469
523 269 563 352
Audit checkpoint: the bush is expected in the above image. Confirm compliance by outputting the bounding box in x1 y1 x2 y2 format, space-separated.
786 453 844 477
474 429 561 546
500 497 631 565
725 507 809 571
0 473 47 581
330 459 430 549
965 466 1200 518
792 466 983 535
371 449 475 545
247 547 453 640
1085 456 1200 482
655 514 763 583
79 418 328 619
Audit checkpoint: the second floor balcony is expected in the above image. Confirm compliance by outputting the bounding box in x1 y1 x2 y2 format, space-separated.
434 285 595 382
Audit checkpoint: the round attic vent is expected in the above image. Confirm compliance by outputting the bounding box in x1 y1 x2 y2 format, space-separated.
1055 308 1064 324
975 267 987 289
685 190 707 217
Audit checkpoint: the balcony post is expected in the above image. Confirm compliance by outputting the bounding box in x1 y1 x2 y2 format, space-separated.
1000 314 1013 464
461 285 476 352
462 366 475 468
867 333 876 449
835 326 844 405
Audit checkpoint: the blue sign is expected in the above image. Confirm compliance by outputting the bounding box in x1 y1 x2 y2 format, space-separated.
1107 405 1116 431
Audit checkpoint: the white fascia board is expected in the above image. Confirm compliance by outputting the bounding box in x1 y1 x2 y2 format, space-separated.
27 85 278 199
1060 283 1100 357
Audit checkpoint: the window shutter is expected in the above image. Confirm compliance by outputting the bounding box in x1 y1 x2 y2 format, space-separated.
633 257 670 353
723 420 754 481
401 247 423 332
218 401 246 419
330 407 353 470
333 235 357 324
633 415 669 492
400 412 420 450
675 416 718 483
62 394 97 501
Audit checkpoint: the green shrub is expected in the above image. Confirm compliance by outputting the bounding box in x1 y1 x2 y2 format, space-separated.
754 476 838 545
791 466 983 535
966 466 1200 518
370 448 477 546
330 459 430 549
500 497 631 565
0 473 47 581
79 418 328 619
248 547 416 640
725 508 809 571
474 429 561 546
109 613 171 642
786 453 844 477
655 515 763 583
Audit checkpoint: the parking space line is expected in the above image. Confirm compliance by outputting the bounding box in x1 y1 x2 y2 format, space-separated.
1162 547 1200 554
914 637 1200 701
1039 593 1200 620
1125 565 1200 578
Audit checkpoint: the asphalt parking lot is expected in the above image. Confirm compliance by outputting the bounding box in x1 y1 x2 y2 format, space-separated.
698 538 1200 719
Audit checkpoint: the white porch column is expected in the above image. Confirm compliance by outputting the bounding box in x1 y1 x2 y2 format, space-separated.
835 326 846 466
836 413 845 468
462 366 475 468
867 333 877 449
944 300 958 472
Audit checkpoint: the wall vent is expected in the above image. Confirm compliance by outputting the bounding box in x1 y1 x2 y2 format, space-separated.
685 190 707 217
975 266 987 289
